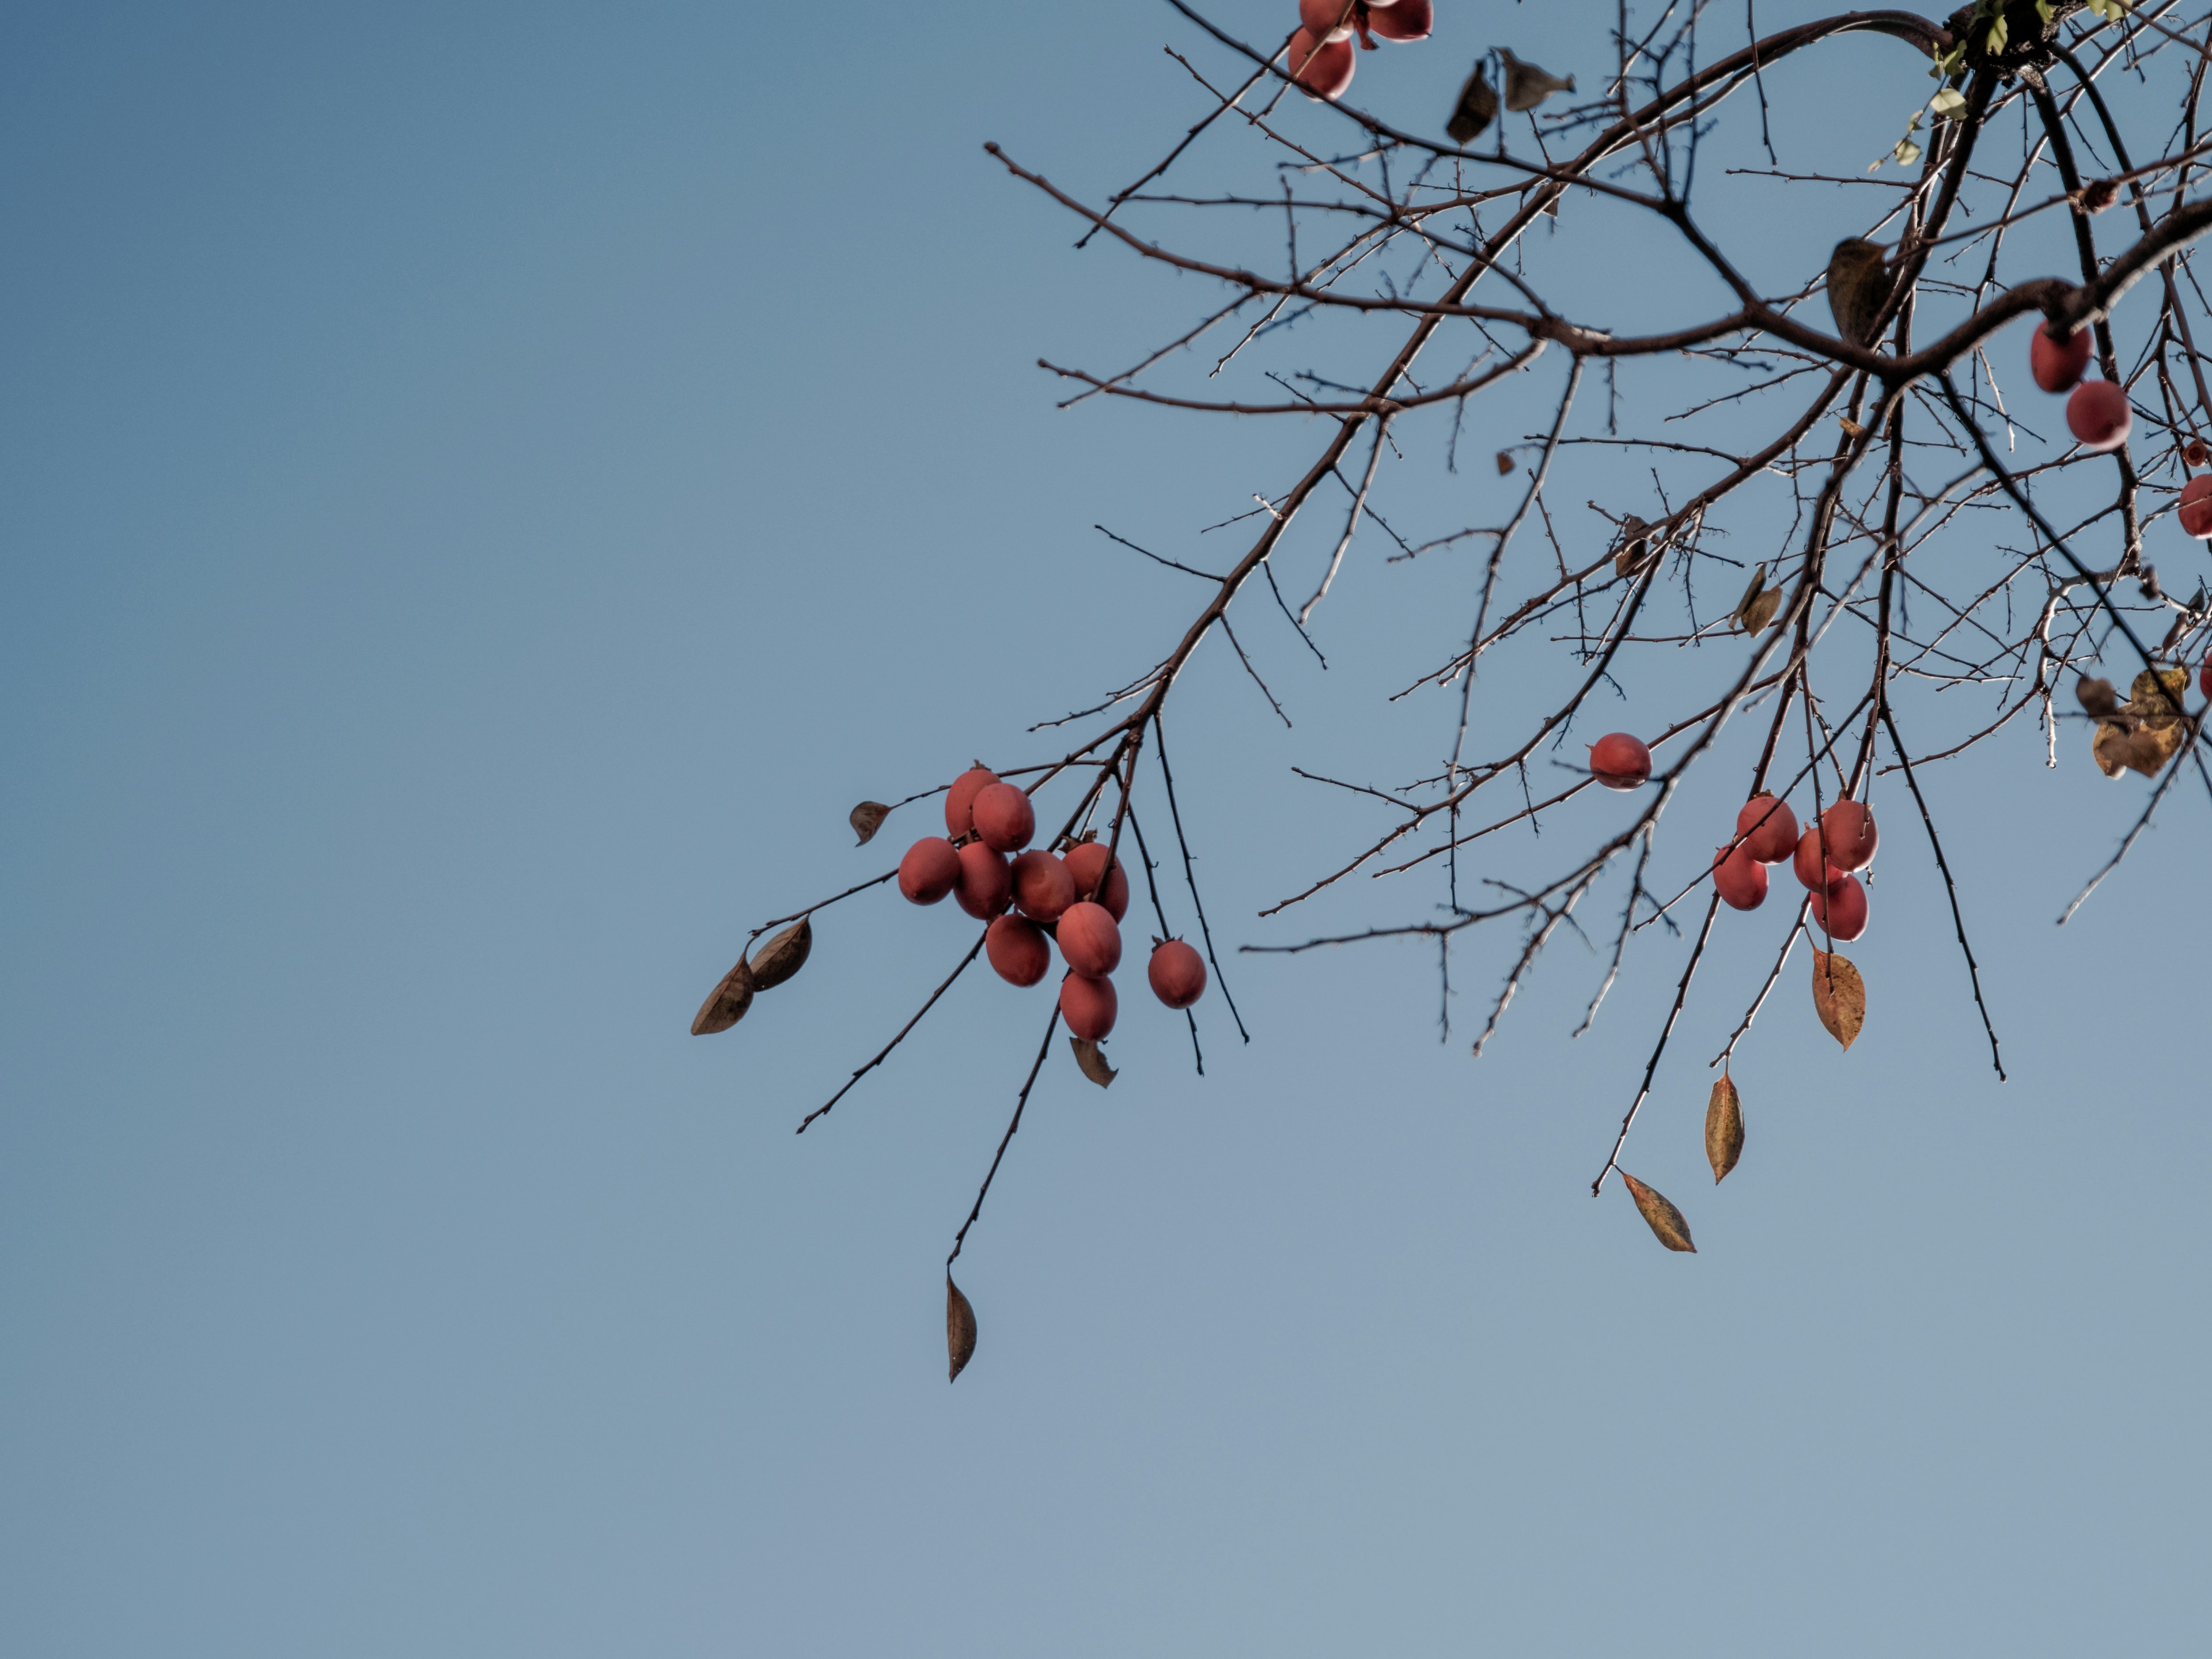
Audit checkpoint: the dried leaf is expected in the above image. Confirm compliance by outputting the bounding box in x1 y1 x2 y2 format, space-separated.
849 801 891 845
1705 1074 1744 1184
1810 950 1866 1050
1620 1172 1696 1252
2092 718 2133 778
1495 450 1515 476
1070 1037 1118 1089
1499 49 1575 113
1446 62 1498 145
2128 666 2189 722
748 916 813 990
946 1274 977 1383
1741 586 1783 632
1614 515 1654 579
2074 676 2119 717
1732 562 1767 624
690 956 755 1036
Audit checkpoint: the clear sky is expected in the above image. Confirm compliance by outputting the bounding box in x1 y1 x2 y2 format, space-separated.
4 4 2207 1654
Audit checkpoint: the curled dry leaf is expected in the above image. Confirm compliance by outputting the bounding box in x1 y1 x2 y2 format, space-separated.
1498 48 1575 113
1741 586 1783 632
849 801 891 845
946 1274 978 1383
1070 1036 1118 1089
2074 676 2119 717
1620 1172 1696 1252
1495 450 1515 476
690 956 756 1036
1810 950 1866 1050
748 916 813 990
1705 1073 1744 1184
1732 562 1767 623
1446 61 1498 145
2130 666 2190 722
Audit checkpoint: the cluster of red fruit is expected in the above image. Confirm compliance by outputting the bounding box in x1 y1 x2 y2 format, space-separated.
1289 0 1433 102
1584 729 1878 941
896 768 1207 1041
2029 322 2133 454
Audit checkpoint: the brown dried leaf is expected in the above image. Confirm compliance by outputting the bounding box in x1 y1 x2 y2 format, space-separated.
849 801 891 845
1070 1037 1117 1089
748 916 813 990
1499 49 1575 113
2092 718 2133 778
2074 676 2119 717
1446 62 1497 145
946 1274 977 1383
1620 1172 1696 1252
1810 950 1865 1050
1495 450 1515 476
1613 515 1654 579
1705 1074 1744 1184
2127 666 2190 724
1732 562 1767 624
1741 586 1783 632
690 956 755 1036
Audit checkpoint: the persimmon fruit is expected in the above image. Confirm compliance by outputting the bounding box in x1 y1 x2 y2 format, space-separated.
2030 323 2091 393
986 915 1051 987
970 782 1035 853
1147 940 1208 1009
1713 844 1768 911
1810 874 1869 941
2067 380 2132 452
1058 902 1122 978
1736 793 1799 863
953 842 1012 919
1819 800 1878 872
1588 732 1652 790
1063 842 1130 921
1059 971 1118 1040
897 837 960 905
945 767 999 838
1011 849 1075 924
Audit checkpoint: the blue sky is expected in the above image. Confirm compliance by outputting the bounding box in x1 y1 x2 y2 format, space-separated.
4 4 2207 1654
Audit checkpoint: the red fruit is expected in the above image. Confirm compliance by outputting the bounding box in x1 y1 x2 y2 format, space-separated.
1063 842 1130 920
2067 380 2132 452
1713 844 1768 911
1809 874 1869 942
944 767 999 838
1793 826 1846 893
986 915 1050 987
1059 972 1118 1040
2030 323 2092 393
1287 28 1357 99
2202 657 2212 700
897 837 960 904
1147 940 1207 1009
1058 902 1123 977
2179 476 2212 539
1819 800 1878 872
1736 793 1800 863
1588 732 1652 790
1366 0 1431 40
1298 0 1355 40
953 842 1012 919
970 782 1035 853
1010 849 1075 924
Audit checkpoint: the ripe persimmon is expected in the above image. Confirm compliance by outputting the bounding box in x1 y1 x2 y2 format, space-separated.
953 842 1012 919
986 915 1050 987
944 767 999 838
1589 732 1652 790
971 782 1036 853
2030 323 2091 393
897 837 960 905
1736 793 1799 863
1819 800 1878 872
1011 849 1075 924
1058 902 1122 977
1147 940 1207 1009
1713 843 1768 910
2067 380 2132 452
1063 841 1130 921
1810 873 1868 941
1059 971 1118 1039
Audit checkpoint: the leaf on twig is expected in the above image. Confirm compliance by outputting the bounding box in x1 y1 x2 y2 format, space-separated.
1499 50 1575 113
1732 563 1766 623
1614 515 1654 578
1446 62 1498 145
946 1274 977 1382
849 801 891 845
2092 668 2191 777
1705 1073 1744 1184
1495 450 1516 476
690 956 756 1035
1070 1037 1117 1088
2074 676 2119 717
1621 1172 1696 1252
1811 950 1865 1050
748 917 813 990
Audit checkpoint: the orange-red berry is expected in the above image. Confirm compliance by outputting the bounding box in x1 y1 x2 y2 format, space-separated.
1735 793 1799 863
1147 940 1207 1009
2067 380 2132 452
1058 902 1122 977
954 842 1012 919
1012 849 1075 923
986 915 1050 987
1713 844 1768 911
944 767 999 838
2031 323 2091 393
897 837 960 904
1810 874 1869 941
1059 971 1118 1039
970 782 1035 853
1588 732 1652 790
1819 800 1878 872
1063 842 1130 921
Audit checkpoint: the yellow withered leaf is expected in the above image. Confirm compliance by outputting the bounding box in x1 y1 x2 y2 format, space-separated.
1621 1172 1696 1252
1811 950 1865 1049
1705 1074 1744 1184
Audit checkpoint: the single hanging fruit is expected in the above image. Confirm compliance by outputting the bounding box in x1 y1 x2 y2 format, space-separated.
1588 732 1652 790
986 914 1051 987
2067 380 2132 452
2178 476 2212 538
1736 793 1799 863
1147 939 1207 1009
1713 843 1769 911
897 837 961 905
1059 971 1118 1040
2030 323 2092 393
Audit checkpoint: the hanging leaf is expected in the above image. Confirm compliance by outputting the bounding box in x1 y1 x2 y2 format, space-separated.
946 1274 977 1383
1811 950 1866 1050
1446 62 1498 145
1731 563 1766 625
1620 1172 1696 1252
1705 1073 1744 1184
1614 516 1654 578
2128 666 2189 722
1070 1037 1118 1089
1741 586 1783 632
849 801 892 845
1495 450 1516 476
2074 676 2119 717
1499 50 1576 113
690 956 756 1036
748 917 813 990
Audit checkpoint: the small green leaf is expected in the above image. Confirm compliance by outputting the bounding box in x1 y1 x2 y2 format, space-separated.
1930 89 1967 119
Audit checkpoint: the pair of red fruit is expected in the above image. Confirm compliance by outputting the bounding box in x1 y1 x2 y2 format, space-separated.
1710 794 1877 940
2028 322 2134 454
1584 732 1876 940
1288 0 1433 102
896 767 1208 1041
